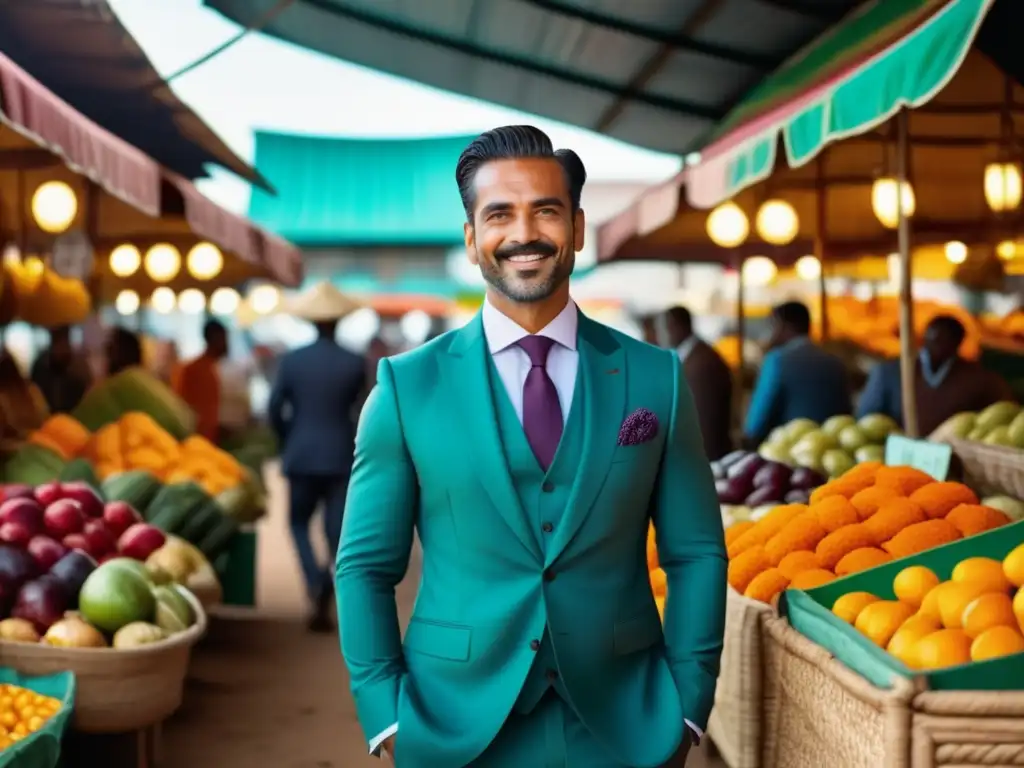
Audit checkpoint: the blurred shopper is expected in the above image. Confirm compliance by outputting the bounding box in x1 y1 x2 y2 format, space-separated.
338 125 723 767
639 313 660 344
858 314 1014 436
364 334 392 390
665 305 733 460
31 326 91 413
744 301 851 446
269 283 365 632
150 339 181 386
173 321 228 442
105 327 143 377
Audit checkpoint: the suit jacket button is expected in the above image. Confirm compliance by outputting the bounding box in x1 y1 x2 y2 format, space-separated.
530 639 540 651
545 669 559 681
541 522 554 533
542 481 554 493
543 568 555 582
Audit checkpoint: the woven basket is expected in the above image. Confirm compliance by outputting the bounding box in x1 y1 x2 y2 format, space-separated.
0 594 207 733
927 429 1024 499
707 587 772 768
761 617 1024 768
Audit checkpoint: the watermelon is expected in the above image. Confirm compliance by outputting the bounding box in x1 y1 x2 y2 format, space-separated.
197 515 240 560
147 482 211 534
72 368 195 439
59 457 101 492
177 499 224 545
102 470 163 513
71 385 124 432
4 444 65 485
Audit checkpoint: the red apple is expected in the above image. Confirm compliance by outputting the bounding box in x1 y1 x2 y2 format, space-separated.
0 498 44 535
43 500 85 539
82 519 115 557
0 522 33 548
1 484 34 503
59 482 104 518
26 536 68 572
117 523 166 561
33 482 63 507
61 533 92 555
102 501 142 538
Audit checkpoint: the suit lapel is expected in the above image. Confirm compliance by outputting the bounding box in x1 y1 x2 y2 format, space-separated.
546 315 626 564
441 316 542 561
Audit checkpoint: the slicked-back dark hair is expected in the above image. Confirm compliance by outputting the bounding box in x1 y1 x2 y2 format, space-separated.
455 125 587 221
926 314 966 345
203 319 227 343
772 301 811 335
666 305 692 333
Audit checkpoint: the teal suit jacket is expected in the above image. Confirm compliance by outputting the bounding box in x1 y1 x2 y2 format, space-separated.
337 313 726 768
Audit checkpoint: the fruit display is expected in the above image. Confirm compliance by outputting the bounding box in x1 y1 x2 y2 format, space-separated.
0 682 62 750
827 545 1024 669
72 367 195 440
724 462 1014 604
647 526 665 621
937 401 1024 449
713 450 827 509
2 259 91 328
758 414 900 479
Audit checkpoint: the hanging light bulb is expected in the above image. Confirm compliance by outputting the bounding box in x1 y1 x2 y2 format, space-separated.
177 288 206 314
984 162 1022 212
705 202 749 248
944 241 968 264
150 286 176 313
755 199 799 245
741 256 778 286
186 242 224 280
871 177 915 229
31 181 78 234
795 255 821 281
210 287 240 315
249 284 280 315
996 240 1017 261
115 290 140 315
144 244 181 283
109 244 141 278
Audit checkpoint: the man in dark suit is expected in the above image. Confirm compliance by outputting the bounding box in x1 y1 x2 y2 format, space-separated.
665 305 734 461
269 282 367 631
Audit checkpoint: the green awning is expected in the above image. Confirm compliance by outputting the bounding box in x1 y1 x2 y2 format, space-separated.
686 0 996 209
249 132 473 246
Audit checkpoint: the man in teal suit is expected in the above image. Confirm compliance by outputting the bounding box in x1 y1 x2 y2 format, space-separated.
337 125 726 767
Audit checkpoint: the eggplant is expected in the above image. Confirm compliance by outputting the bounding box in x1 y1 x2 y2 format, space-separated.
789 467 827 491
12 575 69 634
0 543 39 596
785 489 811 504
753 461 794 491
48 549 98 607
716 478 751 506
744 485 786 508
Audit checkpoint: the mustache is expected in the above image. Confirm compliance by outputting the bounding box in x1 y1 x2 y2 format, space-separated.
495 241 557 260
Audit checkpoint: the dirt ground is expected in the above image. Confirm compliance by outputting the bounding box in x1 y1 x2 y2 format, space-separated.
147 465 723 768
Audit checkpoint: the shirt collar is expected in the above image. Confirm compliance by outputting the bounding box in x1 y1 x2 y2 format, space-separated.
676 336 699 364
482 297 578 354
919 348 955 388
779 335 811 352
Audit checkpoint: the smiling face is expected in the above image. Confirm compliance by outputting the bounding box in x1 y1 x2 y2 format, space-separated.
464 157 584 305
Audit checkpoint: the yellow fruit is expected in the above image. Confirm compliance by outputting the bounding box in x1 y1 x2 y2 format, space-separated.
893 566 941 609
649 568 667 597
971 625 1024 662
832 592 880 624
1003 543 1024 587
887 614 941 667
1014 588 1024 633
912 629 973 669
918 582 948 622
654 596 665 619
951 557 1012 594
855 600 915 647
937 582 991 629
961 593 1019 639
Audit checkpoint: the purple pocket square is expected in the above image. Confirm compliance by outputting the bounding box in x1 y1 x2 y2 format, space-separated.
617 408 659 446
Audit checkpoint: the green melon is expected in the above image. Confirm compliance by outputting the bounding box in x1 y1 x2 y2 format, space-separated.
3 444 65 485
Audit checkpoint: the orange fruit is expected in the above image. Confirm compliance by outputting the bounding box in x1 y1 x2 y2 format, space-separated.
918 581 952 622
832 592 880 625
649 568 667 597
855 600 915 647
892 565 940 609
654 596 665 620
912 629 973 669
951 557 1012 594
887 614 941 667
1004 543 1024 588
970 625 1024 662
1013 588 1024 632
936 582 991 629
961 593 1018 639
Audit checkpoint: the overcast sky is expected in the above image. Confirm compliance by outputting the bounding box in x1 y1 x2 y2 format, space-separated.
107 0 682 212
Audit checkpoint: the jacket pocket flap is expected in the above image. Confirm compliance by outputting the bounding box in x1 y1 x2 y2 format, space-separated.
403 619 472 661
613 612 663 655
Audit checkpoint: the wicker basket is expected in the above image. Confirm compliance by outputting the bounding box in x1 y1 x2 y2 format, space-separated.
0 595 207 733
761 616 1024 768
927 429 1024 499
707 587 773 768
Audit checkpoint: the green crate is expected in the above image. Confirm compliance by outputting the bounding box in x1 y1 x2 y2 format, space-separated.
782 520 1024 691
0 670 75 768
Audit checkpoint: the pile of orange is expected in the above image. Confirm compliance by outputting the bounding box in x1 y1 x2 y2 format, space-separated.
831 542 1024 669
0 684 61 750
648 526 666 618
724 462 1013 604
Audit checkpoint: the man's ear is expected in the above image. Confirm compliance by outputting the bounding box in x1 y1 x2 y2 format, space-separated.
573 208 586 252
464 221 479 265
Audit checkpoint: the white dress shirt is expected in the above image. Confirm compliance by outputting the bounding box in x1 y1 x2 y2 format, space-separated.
675 336 699 366
369 298 699 757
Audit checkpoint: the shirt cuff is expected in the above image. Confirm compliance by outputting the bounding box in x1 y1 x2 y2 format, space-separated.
685 719 703 744
369 723 398 756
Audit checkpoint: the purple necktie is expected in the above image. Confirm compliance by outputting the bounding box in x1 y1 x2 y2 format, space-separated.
517 335 563 471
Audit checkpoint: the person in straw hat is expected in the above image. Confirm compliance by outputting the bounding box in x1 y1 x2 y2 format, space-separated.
269 281 367 632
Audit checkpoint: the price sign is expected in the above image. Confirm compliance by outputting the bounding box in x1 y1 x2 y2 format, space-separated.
884 434 953 480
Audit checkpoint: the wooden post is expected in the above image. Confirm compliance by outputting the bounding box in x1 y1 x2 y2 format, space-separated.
815 157 829 340
895 109 919 437
735 254 746 432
